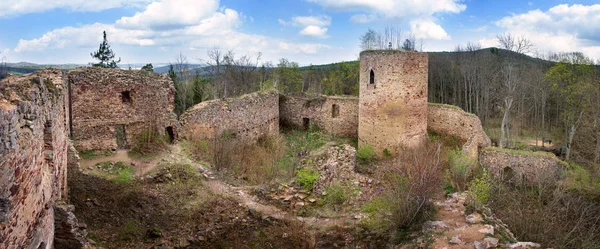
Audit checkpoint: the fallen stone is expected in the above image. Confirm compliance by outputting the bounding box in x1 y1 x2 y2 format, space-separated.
478 225 494 235
422 220 449 231
466 212 483 224
294 202 305 208
507 242 541 248
308 198 316 203
449 235 463 244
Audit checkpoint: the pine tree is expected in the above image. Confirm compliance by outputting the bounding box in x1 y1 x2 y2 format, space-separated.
90 31 121 68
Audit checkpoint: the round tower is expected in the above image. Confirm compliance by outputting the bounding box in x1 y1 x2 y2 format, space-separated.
358 50 428 155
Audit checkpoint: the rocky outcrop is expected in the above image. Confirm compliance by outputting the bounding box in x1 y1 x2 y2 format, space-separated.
428 103 491 158
479 148 566 184
180 90 279 144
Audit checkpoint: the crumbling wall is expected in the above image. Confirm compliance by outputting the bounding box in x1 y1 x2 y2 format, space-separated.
359 50 428 155
180 90 279 143
0 70 69 248
69 67 178 151
427 103 491 158
479 148 566 184
279 94 358 138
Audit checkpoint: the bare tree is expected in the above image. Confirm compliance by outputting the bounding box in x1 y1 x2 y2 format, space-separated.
174 52 191 112
204 47 225 99
0 52 7 80
497 33 535 148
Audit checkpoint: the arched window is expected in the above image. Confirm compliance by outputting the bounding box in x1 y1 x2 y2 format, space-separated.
369 69 375 85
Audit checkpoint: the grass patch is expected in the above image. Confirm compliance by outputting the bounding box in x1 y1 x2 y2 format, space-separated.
445 149 478 193
296 168 319 191
92 161 135 184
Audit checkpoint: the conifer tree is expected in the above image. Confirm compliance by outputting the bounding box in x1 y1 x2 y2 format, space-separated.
90 31 121 68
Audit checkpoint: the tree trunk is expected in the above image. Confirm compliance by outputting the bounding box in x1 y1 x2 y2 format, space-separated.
499 97 513 148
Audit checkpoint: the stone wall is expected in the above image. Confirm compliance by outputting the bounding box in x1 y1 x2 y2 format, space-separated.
427 103 491 158
480 148 566 184
359 50 428 155
180 90 279 143
279 94 358 138
69 67 178 151
0 70 69 248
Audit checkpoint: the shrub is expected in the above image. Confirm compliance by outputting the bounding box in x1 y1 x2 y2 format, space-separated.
363 142 442 236
296 168 319 190
445 149 477 192
466 171 492 212
324 182 347 208
357 144 376 164
383 148 392 158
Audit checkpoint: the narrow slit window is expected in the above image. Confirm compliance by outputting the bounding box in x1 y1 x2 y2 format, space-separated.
369 69 375 85
332 104 339 118
121 91 131 103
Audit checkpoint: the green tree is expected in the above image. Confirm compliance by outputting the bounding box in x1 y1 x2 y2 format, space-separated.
276 58 303 93
141 63 153 72
90 31 121 68
545 52 594 160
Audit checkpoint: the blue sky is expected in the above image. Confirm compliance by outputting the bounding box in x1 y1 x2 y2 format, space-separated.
1 0 599 66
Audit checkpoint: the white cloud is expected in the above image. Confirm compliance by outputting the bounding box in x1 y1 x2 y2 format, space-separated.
307 0 465 19
307 0 465 40
494 4 600 59
0 0 151 18
410 19 450 40
279 15 332 38
349 14 377 23
12 0 334 64
300 25 329 38
116 0 219 30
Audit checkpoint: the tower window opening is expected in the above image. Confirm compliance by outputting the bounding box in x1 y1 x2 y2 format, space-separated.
369 69 375 85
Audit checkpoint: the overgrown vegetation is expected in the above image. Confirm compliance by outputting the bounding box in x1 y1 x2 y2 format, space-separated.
128 126 168 159
445 149 478 193
295 169 319 191
362 142 442 239
93 161 135 184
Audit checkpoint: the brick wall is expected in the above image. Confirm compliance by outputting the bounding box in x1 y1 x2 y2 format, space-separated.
69 67 178 151
0 69 69 249
279 94 358 138
180 90 279 143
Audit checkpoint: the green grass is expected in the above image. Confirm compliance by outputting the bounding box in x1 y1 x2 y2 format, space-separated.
93 161 135 184
295 169 319 191
357 144 376 163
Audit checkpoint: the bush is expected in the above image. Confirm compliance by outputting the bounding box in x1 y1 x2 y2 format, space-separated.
362 142 442 236
324 182 347 208
445 149 477 192
296 168 319 190
357 144 376 164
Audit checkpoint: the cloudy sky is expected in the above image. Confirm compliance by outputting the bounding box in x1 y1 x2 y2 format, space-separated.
0 0 599 66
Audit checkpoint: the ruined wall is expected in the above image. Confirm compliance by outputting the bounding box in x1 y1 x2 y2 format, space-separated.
69 67 178 151
428 103 491 158
480 148 566 184
279 94 358 138
0 70 69 249
359 50 428 155
180 90 279 143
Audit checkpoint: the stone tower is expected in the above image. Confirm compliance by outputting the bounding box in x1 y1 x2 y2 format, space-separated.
358 50 428 155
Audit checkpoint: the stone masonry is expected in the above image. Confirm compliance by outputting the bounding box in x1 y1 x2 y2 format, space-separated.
69 67 178 151
0 70 69 249
279 94 358 138
428 103 491 159
480 148 566 184
359 50 429 155
180 90 279 144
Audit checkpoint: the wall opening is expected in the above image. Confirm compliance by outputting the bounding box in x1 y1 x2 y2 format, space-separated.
502 167 515 184
332 104 339 118
121 91 131 104
303 118 310 130
369 69 375 85
115 124 128 149
165 126 175 144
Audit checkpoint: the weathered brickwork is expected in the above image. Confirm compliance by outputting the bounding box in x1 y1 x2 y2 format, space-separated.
0 70 69 249
480 149 566 184
180 90 279 143
69 67 178 151
359 50 429 155
428 103 491 158
279 94 358 138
